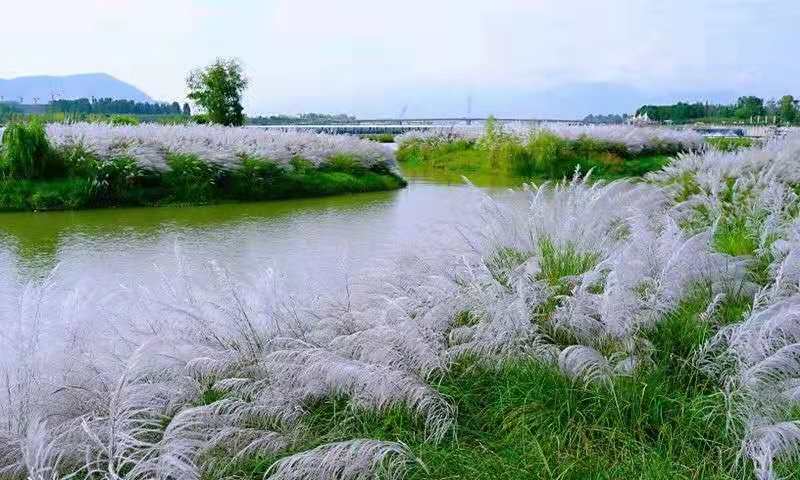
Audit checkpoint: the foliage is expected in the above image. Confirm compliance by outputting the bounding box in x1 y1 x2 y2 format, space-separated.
707 136 756 152
397 124 679 180
636 94 800 124
780 95 798 124
187 57 248 126
0 123 404 210
363 133 395 143
0 120 64 179
49 97 185 116
109 114 140 126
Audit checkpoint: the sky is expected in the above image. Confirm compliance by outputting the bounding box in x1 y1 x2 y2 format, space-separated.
2 0 799 118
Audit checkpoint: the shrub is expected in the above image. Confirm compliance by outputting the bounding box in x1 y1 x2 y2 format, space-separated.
109 114 141 126
0 120 64 179
164 153 219 202
707 136 756 152
229 155 286 199
320 154 364 174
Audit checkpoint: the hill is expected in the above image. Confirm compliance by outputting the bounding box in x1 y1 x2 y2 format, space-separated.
0 73 152 104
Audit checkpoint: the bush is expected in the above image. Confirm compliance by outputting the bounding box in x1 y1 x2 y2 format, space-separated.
707 136 755 152
228 155 286 199
319 154 365 174
0 178 94 211
109 115 140 126
164 153 219 202
0 120 65 179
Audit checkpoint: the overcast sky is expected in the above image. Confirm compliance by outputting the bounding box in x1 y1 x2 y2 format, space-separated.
3 0 799 117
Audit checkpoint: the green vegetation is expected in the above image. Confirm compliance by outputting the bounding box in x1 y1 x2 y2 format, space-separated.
49 97 189 116
363 133 396 143
187 57 248 126
210 286 762 480
706 136 756 152
637 94 799 124
0 120 405 211
397 131 672 181
0 120 64 179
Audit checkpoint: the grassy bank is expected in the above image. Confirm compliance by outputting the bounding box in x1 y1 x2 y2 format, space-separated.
0 121 404 211
397 137 672 181
396 122 703 180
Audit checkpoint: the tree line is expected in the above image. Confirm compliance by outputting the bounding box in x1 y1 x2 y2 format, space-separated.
636 95 799 124
48 98 191 116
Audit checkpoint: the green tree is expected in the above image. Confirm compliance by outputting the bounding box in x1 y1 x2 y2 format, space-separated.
734 96 765 120
182 103 191 116
779 95 797 124
186 58 248 126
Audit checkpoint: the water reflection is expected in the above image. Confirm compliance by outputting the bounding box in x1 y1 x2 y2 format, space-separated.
0 180 491 292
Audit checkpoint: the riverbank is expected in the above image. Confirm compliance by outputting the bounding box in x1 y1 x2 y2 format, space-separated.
0 122 405 211
396 122 705 180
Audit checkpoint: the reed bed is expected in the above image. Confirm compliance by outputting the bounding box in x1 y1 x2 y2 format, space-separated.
0 123 401 211
396 123 705 155
44 123 395 171
3 135 800 478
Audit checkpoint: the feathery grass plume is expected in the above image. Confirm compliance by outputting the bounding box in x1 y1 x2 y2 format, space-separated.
45 123 396 172
557 345 612 384
265 439 416 480
7 133 800 479
396 123 704 154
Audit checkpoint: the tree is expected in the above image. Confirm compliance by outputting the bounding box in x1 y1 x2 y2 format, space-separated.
182 103 191 116
734 96 765 120
779 95 797 124
186 58 248 126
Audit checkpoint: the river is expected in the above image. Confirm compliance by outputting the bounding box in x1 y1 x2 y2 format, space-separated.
0 168 522 298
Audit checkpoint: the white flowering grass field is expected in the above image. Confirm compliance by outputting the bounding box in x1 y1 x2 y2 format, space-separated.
396 123 707 181
0 123 403 211
4 133 800 479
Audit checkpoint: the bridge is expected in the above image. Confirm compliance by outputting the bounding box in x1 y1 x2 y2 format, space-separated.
249 117 584 135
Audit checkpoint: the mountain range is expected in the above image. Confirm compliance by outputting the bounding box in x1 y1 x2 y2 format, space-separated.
0 73 152 104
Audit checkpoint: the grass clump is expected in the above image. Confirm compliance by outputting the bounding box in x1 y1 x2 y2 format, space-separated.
363 133 395 143
707 136 756 152
0 120 65 179
216 350 745 480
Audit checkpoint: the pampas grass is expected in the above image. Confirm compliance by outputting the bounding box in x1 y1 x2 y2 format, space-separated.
4 133 800 478
396 123 705 154
45 123 395 171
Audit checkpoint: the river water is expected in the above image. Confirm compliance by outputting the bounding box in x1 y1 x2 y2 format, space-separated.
0 169 521 297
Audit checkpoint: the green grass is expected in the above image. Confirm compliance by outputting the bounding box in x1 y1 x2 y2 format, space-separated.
397 138 672 182
0 160 405 212
213 359 746 480
706 137 756 152
200 278 778 480
362 133 396 143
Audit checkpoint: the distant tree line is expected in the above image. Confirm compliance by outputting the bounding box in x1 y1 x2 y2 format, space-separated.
247 113 357 125
48 97 191 116
636 95 799 124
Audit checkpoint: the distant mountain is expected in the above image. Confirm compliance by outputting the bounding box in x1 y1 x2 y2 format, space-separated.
0 73 152 104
